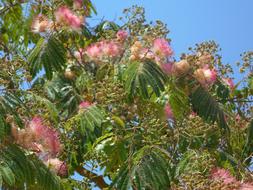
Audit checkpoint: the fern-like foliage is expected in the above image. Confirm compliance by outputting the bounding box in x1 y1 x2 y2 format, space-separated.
79 105 104 140
0 145 62 190
28 36 66 80
190 86 229 133
110 146 172 190
242 119 253 164
168 85 189 120
124 61 167 98
0 91 26 129
45 75 81 118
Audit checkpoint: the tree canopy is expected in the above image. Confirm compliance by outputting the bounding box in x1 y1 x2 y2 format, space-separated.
0 0 253 189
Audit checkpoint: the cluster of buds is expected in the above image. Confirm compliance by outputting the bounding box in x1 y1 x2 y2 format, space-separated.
129 38 173 64
31 15 52 33
12 117 67 177
194 65 217 86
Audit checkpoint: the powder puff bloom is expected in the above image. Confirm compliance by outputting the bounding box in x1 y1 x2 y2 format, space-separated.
194 66 217 85
55 6 83 30
239 183 253 190
211 168 237 185
203 67 217 84
164 104 174 119
222 78 234 89
31 15 50 33
43 130 62 156
79 101 92 110
29 117 62 156
102 41 123 57
116 30 128 41
73 0 83 9
173 60 190 75
74 48 84 62
86 44 102 59
152 38 173 57
46 158 68 177
86 41 123 61
161 62 173 75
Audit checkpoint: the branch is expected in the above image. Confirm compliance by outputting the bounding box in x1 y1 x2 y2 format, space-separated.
75 166 109 189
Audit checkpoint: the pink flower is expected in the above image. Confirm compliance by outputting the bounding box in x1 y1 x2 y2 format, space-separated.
203 67 217 84
43 130 62 156
164 104 174 119
29 117 61 156
79 101 92 110
222 78 234 89
29 117 45 138
55 6 83 30
153 38 173 57
239 183 253 190
46 158 68 177
86 41 123 61
102 41 123 57
194 66 217 86
161 62 173 75
73 0 83 9
74 48 84 62
116 30 128 41
211 168 237 185
31 15 50 33
86 44 102 59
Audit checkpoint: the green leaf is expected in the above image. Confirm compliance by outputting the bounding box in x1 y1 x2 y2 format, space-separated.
124 61 166 99
28 36 66 80
79 105 104 138
190 86 229 133
110 146 171 190
242 119 253 164
0 145 62 190
0 164 15 186
168 86 189 119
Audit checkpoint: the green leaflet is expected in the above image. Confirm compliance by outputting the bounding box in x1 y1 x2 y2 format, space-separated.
28 36 66 80
124 61 166 99
0 145 62 190
79 105 104 137
110 146 171 190
168 86 189 120
0 164 15 186
190 86 229 134
242 119 253 164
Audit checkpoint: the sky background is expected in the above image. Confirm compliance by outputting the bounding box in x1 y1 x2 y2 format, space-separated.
88 0 253 79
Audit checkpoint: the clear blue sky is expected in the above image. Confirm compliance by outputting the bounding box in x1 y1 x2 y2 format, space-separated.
89 0 253 76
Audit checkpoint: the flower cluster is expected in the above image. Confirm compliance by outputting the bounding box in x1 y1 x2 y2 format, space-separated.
164 104 174 120
85 40 124 61
129 38 173 64
31 15 51 33
194 65 217 86
12 117 67 176
211 168 253 189
31 3 84 33
55 6 83 30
